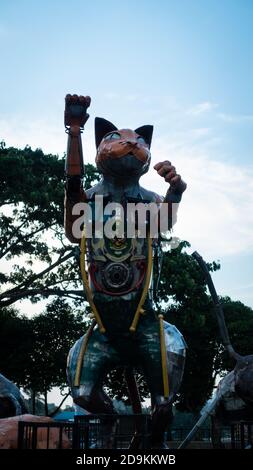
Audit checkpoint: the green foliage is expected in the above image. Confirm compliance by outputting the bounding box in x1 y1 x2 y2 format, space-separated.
0 144 100 307
0 299 89 414
0 145 63 209
25 298 88 394
0 306 33 387
0 144 99 410
158 242 253 411
105 368 148 404
213 297 253 374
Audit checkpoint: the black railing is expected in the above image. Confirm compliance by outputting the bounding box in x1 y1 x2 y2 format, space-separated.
18 414 152 450
17 416 253 449
231 422 253 449
73 414 151 449
18 420 74 449
170 427 212 442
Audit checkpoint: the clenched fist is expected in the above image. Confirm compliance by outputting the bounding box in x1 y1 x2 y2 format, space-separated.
154 160 187 194
64 94 91 129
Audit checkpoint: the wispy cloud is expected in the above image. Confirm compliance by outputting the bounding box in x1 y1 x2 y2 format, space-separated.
104 92 121 100
232 282 253 292
186 101 218 116
188 128 210 138
104 92 141 102
186 101 253 125
218 112 253 123
0 116 96 160
142 139 253 259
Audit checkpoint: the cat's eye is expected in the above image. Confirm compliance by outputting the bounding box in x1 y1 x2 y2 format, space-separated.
104 132 121 141
137 136 146 145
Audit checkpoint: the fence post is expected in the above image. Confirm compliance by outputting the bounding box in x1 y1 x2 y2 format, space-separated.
241 423 245 449
17 421 25 449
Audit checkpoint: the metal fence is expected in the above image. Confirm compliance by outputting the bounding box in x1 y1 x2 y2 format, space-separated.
17 416 253 449
73 414 151 449
231 422 253 449
170 427 212 442
18 414 152 450
18 421 74 449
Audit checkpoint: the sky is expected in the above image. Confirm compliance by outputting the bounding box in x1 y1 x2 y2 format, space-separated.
0 0 253 308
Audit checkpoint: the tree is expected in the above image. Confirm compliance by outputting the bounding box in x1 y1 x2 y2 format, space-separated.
0 306 33 386
213 297 253 374
0 299 89 415
26 298 88 415
0 142 100 307
157 241 219 411
159 241 253 412
0 143 99 413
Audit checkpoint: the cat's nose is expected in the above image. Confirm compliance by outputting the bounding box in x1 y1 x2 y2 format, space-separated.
122 139 138 147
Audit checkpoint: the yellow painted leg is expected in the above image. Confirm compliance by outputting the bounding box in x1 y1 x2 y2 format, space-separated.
74 321 96 387
158 314 169 399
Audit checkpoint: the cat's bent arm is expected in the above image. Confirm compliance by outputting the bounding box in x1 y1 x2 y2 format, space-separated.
154 160 187 230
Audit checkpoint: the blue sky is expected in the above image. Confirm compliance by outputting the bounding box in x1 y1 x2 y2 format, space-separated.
1 0 253 307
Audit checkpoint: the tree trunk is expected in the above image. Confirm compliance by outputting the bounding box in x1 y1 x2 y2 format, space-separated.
32 390 36 415
44 389 48 416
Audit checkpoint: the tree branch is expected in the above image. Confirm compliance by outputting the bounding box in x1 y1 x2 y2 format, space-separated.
0 218 27 254
0 249 76 299
0 222 57 260
0 288 86 307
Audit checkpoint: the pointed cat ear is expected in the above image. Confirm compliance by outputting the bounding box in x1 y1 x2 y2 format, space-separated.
135 125 153 147
95 117 118 148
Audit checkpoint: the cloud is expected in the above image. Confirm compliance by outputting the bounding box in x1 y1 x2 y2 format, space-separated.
186 101 218 116
188 128 210 138
142 140 253 259
0 116 96 161
185 100 253 125
0 117 64 155
104 92 140 102
218 112 253 123
104 92 121 100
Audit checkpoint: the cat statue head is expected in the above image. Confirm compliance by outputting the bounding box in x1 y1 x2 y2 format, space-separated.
95 117 153 180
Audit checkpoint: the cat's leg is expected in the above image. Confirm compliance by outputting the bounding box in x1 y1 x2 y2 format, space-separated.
138 319 186 448
67 327 121 448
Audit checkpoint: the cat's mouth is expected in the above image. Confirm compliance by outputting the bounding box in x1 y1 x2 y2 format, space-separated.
97 153 150 178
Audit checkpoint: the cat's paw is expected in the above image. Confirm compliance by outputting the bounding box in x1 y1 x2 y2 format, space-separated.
64 94 91 128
